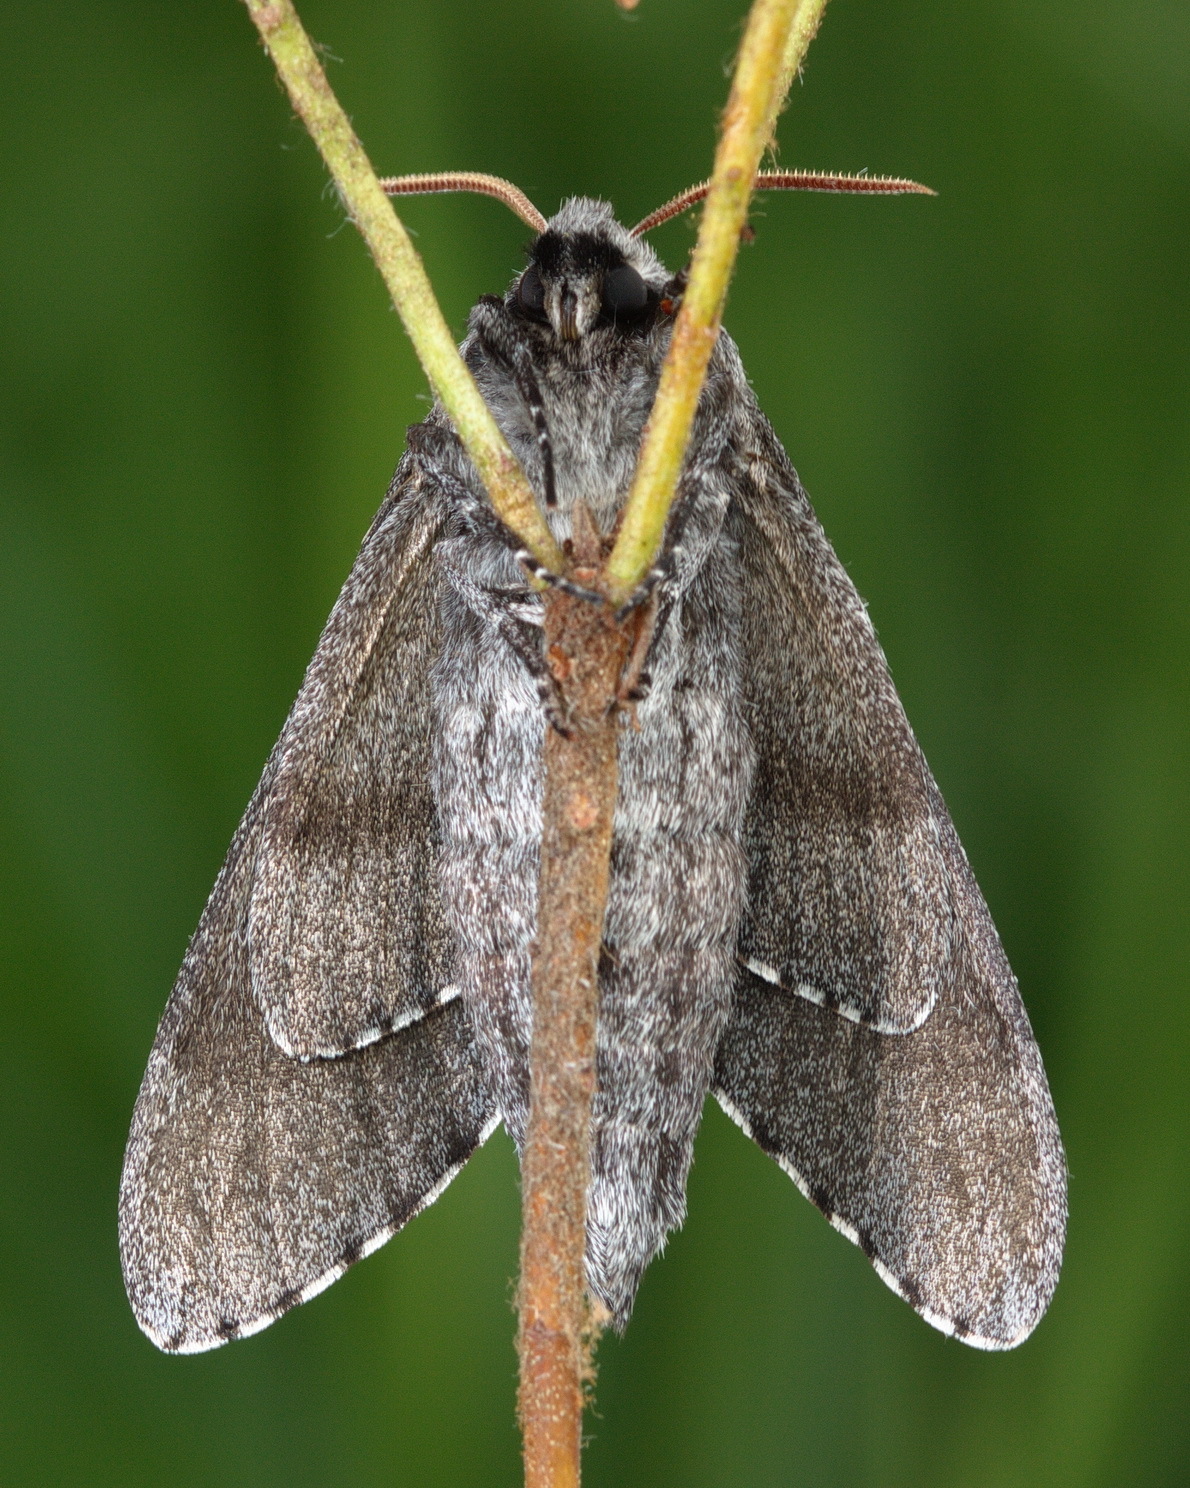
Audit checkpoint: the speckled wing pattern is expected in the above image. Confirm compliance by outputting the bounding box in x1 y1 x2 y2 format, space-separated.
716 415 1066 1346
733 415 956 1034
118 468 496 1354
248 466 458 1058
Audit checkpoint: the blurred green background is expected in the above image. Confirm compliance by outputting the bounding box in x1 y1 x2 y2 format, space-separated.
2 0 1187 1483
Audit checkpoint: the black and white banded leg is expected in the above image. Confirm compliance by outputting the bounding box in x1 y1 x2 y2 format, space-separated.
470 298 558 509
436 537 574 735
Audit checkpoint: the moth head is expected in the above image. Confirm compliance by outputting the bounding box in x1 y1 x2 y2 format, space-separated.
516 198 668 341
376 172 934 340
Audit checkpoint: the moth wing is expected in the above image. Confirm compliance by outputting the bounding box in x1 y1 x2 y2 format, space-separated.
714 793 1066 1348
720 411 1064 1343
248 458 457 1057
732 415 956 1032
119 761 497 1354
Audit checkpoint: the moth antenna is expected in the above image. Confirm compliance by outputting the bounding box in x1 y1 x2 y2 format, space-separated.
379 172 548 234
631 170 935 236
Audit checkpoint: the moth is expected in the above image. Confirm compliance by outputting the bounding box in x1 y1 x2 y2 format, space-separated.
120 170 1066 1355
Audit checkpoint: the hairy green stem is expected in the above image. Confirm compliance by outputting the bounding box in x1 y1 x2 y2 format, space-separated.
603 0 829 604
241 0 563 572
773 0 831 136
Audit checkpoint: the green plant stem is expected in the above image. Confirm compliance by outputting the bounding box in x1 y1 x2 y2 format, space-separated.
603 0 829 604
241 0 563 573
773 0 831 136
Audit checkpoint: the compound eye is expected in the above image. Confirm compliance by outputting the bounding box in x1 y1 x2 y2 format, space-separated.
518 265 547 320
601 263 649 320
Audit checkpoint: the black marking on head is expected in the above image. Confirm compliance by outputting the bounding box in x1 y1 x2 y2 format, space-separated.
522 230 659 336
533 230 623 278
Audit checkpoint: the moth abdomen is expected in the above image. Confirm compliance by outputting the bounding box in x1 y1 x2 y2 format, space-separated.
429 318 755 1316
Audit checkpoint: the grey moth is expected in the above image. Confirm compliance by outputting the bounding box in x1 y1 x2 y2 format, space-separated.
119 172 1066 1355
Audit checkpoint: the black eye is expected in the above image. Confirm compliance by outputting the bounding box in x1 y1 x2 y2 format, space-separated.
601 264 649 320
517 265 547 320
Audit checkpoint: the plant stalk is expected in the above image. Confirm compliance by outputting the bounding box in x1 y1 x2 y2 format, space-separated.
518 548 633 1487
604 0 828 604
240 0 562 572
773 0 831 135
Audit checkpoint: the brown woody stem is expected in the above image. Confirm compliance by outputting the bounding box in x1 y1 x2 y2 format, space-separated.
518 515 634 1488
518 4 833 1478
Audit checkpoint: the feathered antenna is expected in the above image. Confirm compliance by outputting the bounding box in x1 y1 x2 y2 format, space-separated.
631 169 935 237
378 172 548 234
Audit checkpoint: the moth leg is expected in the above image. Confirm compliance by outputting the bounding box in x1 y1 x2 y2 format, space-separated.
436 539 572 735
609 462 716 622
482 584 574 735
495 606 575 738
408 429 604 605
470 300 557 509
512 551 605 607
617 592 662 707
610 493 706 622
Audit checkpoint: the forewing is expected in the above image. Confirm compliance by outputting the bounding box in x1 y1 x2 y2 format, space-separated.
732 416 954 1032
248 460 457 1057
714 787 1066 1349
119 769 496 1354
